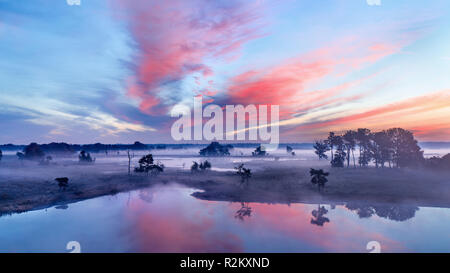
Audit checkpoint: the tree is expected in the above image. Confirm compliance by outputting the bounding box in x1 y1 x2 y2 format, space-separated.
343 130 357 167
325 132 336 161
424 153 450 170
313 141 329 160
252 145 267 156
386 128 424 168
331 135 346 168
356 128 371 167
309 168 329 192
371 131 392 168
199 160 211 171
191 161 212 172
286 145 293 154
235 163 252 184
79 150 94 163
0 149 2 162
199 142 231 156
191 161 199 172
135 154 154 174
127 150 135 175
23 143 45 160
134 154 164 175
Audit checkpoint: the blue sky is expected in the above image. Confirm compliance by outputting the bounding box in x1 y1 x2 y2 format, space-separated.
0 0 449 144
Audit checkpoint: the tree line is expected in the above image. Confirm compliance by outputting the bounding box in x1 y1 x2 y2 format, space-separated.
313 128 425 168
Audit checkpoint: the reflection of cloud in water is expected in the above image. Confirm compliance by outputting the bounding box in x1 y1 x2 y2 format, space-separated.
123 187 244 252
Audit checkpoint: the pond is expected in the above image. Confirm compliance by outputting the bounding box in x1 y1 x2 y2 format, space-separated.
0 183 449 253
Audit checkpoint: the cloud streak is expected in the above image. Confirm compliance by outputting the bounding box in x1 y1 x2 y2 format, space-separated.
113 0 265 115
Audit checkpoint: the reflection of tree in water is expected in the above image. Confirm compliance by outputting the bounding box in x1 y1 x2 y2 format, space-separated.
235 202 252 221
310 204 330 226
345 203 419 222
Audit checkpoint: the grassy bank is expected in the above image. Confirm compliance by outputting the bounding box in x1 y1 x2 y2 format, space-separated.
0 160 449 215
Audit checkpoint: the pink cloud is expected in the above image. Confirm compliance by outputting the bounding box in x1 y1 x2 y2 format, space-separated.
112 0 265 114
227 37 406 119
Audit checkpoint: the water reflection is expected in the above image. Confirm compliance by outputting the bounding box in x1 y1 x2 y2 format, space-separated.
310 204 330 226
345 203 419 222
235 202 252 221
1 184 449 252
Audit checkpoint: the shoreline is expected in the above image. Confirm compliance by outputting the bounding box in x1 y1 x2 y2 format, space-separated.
1 162 450 216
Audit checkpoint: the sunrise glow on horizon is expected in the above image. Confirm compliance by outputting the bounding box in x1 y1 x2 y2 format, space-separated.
1 0 450 144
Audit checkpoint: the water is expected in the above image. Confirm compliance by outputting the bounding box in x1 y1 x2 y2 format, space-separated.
1 183 449 253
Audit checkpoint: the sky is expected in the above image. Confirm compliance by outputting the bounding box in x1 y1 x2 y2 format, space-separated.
0 0 449 144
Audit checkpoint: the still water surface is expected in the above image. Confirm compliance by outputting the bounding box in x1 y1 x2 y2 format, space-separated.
0 183 449 253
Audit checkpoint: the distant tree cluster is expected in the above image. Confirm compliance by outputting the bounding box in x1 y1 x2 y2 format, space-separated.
313 128 424 168
424 153 450 170
199 142 232 156
78 151 94 163
134 154 164 175
191 160 212 172
15 142 45 161
252 145 267 156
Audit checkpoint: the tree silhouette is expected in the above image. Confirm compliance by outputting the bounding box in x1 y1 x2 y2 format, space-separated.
199 160 211 171
310 168 329 192
330 136 346 167
252 145 267 156
0 149 2 163
79 150 94 163
286 145 293 154
199 142 231 156
319 128 424 169
127 150 135 175
235 163 252 184
325 132 336 161
134 154 164 175
343 130 357 167
191 161 199 172
386 128 423 168
313 141 329 160
23 143 45 160
356 128 371 167
191 161 212 172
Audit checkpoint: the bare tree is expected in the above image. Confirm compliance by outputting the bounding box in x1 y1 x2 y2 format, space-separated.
127 150 135 175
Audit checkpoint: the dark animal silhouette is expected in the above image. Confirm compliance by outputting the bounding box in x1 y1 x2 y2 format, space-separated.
55 177 69 190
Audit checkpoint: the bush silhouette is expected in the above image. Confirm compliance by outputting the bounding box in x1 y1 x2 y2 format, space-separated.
134 154 164 175
79 150 94 163
310 168 329 192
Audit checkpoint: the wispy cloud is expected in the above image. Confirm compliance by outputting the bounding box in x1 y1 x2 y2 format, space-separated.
113 0 265 115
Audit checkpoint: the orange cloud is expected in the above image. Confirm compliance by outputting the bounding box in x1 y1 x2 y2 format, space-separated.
288 89 450 141
227 37 405 120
